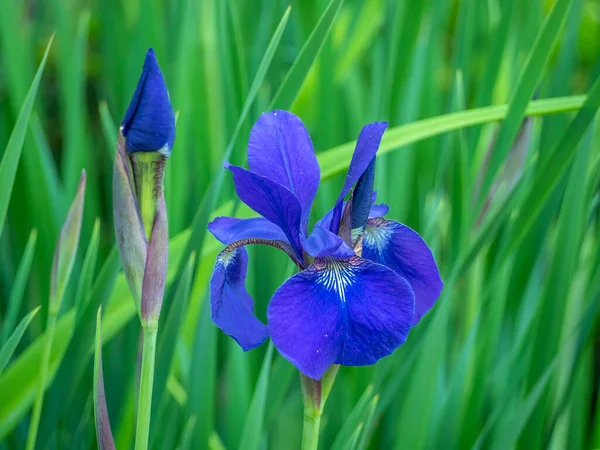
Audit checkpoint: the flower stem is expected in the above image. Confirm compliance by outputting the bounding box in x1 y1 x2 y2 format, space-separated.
301 403 322 450
26 313 57 450
300 365 340 450
134 325 158 450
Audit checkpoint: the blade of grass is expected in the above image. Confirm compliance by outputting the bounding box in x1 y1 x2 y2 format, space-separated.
150 252 196 441
270 0 344 110
0 307 40 376
237 343 274 450
477 0 574 208
0 37 53 234
0 229 37 345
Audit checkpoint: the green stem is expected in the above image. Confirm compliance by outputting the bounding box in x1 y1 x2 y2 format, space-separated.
134 325 158 450
301 406 322 450
26 313 57 450
300 365 340 450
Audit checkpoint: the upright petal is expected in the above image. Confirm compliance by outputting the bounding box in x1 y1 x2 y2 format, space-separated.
210 246 268 351
303 225 354 258
330 122 387 233
268 256 414 379
208 217 289 244
369 202 389 218
316 192 387 231
226 164 304 260
351 158 376 233
362 218 443 325
247 111 320 229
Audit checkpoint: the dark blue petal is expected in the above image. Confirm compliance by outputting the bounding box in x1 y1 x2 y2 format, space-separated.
316 192 387 230
247 111 320 231
121 49 176 155
362 218 443 325
267 256 414 379
210 246 268 351
208 216 289 245
330 122 387 233
351 157 376 234
226 164 304 260
303 225 354 258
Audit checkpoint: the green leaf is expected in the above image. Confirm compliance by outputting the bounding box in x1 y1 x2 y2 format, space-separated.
237 343 274 450
0 36 53 234
50 171 86 314
151 251 196 439
93 306 116 450
0 306 40 376
270 0 344 110
317 95 585 181
74 218 101 322
0 229 37 345
478 0 574 205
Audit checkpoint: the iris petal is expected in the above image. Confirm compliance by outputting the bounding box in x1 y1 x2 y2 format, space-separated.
330 122 387 233
247 111 320 231
316 192 388 230
226 164 304 260
362 218 443 325
268 256 414 379
303 225 354 258
210 246 268 351
208 216 289 245
369 203 389 218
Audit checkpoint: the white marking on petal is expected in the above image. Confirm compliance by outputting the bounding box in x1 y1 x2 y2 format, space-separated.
364 221 392 257
218 248 236 267
316 258 357 303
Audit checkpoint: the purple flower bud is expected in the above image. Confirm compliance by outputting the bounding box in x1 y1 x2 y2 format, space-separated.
121 48 175 156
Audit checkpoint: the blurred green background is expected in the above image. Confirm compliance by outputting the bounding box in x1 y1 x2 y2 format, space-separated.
1 0 600 448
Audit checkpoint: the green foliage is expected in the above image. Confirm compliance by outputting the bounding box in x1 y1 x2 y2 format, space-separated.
0 0 599 449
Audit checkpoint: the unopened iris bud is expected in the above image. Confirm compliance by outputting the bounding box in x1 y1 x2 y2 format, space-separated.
121 48 175 239
114 48 174 324
121 48 175 156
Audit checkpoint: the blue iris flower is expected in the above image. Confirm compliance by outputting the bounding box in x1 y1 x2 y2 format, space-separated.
121 48 176 156
209 111 443 380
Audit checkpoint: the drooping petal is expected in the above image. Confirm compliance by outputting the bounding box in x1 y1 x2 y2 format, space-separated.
121 49 176 155
208 217 289 244
268 256 414 379
247 111 320 229
210 246 268 351
226 164 304 260
330 122 388 233
362 218 443 325
303 225 354 258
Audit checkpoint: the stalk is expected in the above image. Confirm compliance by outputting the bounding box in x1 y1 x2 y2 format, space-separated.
134 324 158 450
300 365 340 450
26 312 57 450
302 397 322 450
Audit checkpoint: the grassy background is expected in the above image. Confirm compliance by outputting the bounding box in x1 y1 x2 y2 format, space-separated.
1 0 600 448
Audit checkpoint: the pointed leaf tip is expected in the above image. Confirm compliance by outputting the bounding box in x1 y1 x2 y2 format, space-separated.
94 306 116 450
50 169 87 314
